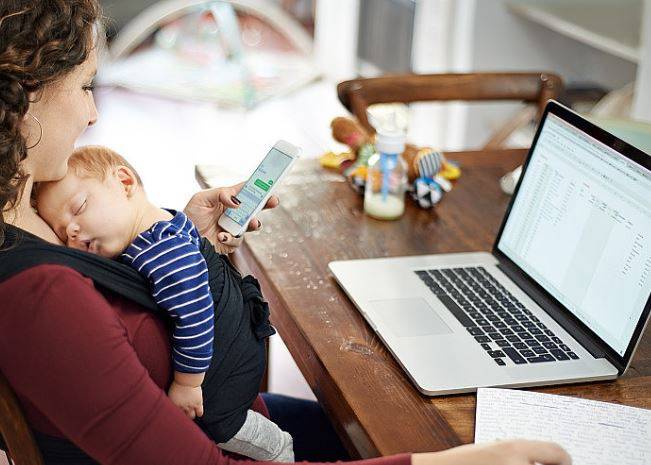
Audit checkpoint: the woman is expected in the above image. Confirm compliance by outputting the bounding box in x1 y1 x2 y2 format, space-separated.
0 1 571 464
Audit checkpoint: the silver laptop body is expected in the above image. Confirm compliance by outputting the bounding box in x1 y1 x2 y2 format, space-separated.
329 102 651 396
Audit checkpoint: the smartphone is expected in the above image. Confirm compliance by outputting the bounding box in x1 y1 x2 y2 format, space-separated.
218 140 301 237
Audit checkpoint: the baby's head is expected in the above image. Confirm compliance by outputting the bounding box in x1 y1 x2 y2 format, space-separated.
36 146 147 258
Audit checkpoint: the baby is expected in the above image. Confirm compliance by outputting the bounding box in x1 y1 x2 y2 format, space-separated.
35 145 294 462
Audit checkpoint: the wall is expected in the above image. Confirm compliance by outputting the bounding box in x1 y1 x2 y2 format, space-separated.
411 0 641 150
466 0 639 148
634 0 651 120
314 0 360 81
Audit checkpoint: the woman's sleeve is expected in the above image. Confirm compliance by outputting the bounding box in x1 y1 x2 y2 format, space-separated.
0 265 225 465
0 265 413 465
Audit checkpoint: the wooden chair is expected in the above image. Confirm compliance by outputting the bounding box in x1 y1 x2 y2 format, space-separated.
0 373 43 465
337 72 563 149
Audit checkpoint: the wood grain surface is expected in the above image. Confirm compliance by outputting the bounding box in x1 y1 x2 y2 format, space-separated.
199 149 651 458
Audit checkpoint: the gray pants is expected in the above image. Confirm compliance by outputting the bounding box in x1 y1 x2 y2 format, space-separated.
218 409 294 462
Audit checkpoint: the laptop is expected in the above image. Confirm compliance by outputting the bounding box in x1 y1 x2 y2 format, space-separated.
329 101 651 396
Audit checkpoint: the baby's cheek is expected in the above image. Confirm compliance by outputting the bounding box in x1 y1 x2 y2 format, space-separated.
36 208 61 234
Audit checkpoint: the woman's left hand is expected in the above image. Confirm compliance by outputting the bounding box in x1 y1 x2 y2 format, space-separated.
184 182 279 254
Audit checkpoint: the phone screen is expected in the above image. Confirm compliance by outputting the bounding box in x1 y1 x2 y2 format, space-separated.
224 147 294 227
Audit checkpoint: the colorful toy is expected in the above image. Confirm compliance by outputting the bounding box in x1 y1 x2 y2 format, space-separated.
320 116 462 208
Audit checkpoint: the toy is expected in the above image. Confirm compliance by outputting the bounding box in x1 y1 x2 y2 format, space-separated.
321 116 461 207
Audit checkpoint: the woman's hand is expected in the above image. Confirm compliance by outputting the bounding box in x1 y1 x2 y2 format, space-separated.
184 182 279 254
412 440 571 465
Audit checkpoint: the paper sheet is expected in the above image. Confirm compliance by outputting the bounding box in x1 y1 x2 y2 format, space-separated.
475 388 651 465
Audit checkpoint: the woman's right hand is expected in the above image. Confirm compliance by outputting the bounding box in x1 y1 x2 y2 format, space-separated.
412 440 571 465
183 182 279 254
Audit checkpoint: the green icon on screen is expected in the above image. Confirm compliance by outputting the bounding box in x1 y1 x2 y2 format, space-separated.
254 179 270 191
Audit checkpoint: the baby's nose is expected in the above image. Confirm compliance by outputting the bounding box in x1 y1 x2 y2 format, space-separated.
66 233 87 252
66 223 80 241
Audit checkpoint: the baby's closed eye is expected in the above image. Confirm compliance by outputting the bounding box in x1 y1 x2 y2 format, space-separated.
73 198 87 215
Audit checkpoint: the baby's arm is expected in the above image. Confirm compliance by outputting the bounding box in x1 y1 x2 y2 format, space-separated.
131 234 215 419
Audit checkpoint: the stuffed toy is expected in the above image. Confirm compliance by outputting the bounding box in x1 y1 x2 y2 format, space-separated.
321 116 461 208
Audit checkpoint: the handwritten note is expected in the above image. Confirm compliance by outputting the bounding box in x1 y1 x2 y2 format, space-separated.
475 388 651 465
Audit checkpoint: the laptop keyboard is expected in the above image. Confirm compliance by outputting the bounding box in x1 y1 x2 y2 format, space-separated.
414 266 579 367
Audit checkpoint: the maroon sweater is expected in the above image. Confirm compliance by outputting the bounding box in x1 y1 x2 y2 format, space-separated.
0 265 411 465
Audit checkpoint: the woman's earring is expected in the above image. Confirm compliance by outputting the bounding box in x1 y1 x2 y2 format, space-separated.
25 113 43 149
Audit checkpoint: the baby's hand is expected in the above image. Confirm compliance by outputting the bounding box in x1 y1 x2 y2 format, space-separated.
168 381 204 419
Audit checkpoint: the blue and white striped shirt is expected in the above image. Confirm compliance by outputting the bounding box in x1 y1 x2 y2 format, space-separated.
121 211 214 374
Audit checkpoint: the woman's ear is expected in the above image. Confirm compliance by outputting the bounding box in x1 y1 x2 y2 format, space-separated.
115 165 139 197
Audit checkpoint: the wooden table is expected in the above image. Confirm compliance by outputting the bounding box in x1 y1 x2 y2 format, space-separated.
198 148 651 458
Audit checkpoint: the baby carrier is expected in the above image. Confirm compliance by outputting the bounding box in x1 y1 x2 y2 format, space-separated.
0 226 275 462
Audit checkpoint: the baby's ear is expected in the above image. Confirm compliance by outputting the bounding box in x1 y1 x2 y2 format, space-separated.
115 166 139 197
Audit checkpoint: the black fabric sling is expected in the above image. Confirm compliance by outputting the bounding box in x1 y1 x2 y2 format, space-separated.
0 225 275 463
0 226 157 311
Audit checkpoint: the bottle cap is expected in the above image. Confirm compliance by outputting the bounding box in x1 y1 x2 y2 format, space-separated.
375 131 406 155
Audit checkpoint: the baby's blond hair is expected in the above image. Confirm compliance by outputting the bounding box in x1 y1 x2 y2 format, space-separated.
67 145 143 186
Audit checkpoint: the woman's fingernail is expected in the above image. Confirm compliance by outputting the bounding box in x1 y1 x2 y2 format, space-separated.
231 196 241 205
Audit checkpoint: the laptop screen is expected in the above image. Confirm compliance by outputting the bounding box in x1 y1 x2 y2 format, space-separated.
497 112 651 357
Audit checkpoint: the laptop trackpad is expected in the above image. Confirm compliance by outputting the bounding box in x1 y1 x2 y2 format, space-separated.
369 298 452 337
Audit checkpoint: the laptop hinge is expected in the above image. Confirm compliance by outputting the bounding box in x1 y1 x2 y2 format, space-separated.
495 261 621 369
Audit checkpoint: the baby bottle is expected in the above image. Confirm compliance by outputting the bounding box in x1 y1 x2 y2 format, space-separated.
363 130 408 220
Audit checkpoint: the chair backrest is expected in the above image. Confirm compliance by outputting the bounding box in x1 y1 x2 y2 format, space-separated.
0 373 43 465
337 72 563 148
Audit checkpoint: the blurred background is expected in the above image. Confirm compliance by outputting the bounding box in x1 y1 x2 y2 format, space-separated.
80 0 651 400
92 0 650 149
1 4 648 464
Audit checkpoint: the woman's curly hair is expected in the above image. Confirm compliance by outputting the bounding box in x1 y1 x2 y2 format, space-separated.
0 0 101 245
